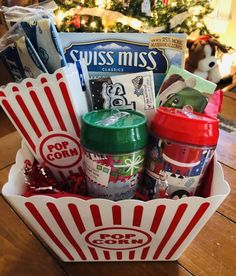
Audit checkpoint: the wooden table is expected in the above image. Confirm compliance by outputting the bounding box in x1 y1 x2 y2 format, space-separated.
0 93 236 275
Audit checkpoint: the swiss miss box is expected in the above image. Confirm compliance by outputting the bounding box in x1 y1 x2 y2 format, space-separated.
2 136 230 262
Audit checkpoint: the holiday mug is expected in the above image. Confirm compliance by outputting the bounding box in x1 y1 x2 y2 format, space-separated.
144 106 219 199
81 109 148 200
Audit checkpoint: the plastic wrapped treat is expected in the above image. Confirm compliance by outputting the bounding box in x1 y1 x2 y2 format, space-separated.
20 14 66 73
81 109 148 200
0 24 47 81
144 106 219 199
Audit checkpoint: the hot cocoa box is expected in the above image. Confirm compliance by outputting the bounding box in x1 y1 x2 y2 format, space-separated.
2 143 230 262
59 33 186 95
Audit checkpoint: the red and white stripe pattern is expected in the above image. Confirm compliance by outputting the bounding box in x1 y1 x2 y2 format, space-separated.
0 64 88 179
13 195 224 262
4 148 230 262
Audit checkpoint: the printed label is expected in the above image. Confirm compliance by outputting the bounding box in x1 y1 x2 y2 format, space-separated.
101 81 136 110
145 136 215 199
90 71 156 123
85 227 152 250
149 36 185 51
64 40 168 74
84 149 145 200
39 133 82 168
60 33 186 92
84 154 111 187
140 74 155 110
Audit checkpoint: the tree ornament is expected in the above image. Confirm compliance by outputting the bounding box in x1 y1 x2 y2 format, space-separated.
141 0 151 16
84 15 89 23
169 10 194 29
73 15 81 28
55 0 215 35
66 6 165 32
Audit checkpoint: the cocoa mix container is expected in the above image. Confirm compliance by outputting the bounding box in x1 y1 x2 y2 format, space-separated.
81 109 148 201
144 106 219 199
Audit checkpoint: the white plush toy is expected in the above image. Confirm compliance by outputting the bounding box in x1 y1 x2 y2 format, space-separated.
185 36 228 83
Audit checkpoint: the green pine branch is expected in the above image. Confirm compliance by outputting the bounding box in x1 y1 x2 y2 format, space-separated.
55 0 215 36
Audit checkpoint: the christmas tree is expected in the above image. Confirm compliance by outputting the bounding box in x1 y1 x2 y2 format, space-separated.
55 0 214 35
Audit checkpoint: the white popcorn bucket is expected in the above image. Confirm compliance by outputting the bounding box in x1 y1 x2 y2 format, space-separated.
2 143 230 262
0 63 89 179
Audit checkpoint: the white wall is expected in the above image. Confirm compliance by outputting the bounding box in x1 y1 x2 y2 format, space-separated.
219 0 236 49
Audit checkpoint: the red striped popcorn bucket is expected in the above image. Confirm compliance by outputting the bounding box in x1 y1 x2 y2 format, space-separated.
2 142 230 261
0 62 89 180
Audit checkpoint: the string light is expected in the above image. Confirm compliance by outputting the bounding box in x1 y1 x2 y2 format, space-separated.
55 0 216 36
91 21 97 28
193 6 202 15
96 0 106 8
196 22 203 28
129 18 143 30
171 2 177 7
106 0 111 9
55 10 66 27
186 20 192 26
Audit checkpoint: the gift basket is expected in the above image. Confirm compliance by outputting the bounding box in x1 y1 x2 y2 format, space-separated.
0 1 230 262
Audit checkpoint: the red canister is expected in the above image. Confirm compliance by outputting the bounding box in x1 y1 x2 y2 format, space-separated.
144 106 219 199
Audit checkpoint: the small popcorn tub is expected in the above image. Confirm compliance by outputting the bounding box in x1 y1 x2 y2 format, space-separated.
2 142 230 262
0 62 89 180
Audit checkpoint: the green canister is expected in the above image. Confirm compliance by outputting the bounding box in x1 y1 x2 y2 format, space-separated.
81 109 148 201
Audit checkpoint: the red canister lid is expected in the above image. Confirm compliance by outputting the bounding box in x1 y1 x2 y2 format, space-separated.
151 107 219 146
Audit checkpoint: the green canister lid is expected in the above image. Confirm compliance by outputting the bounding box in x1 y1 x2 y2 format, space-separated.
81 109 148 154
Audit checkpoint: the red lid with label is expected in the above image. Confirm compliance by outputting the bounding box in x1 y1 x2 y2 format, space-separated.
151 107 219 146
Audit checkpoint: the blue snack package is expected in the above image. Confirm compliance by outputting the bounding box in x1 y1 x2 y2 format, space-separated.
2 4 57 28
0 42 25 82
21 16 67 73
0 27 47 82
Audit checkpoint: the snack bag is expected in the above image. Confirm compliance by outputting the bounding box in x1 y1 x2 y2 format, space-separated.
20 15 66 73
0 24 47 82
